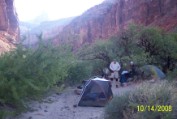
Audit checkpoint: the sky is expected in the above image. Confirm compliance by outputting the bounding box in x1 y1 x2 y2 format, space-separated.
15 0 104 22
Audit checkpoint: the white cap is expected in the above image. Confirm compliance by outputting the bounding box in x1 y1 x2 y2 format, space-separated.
130 61 134 65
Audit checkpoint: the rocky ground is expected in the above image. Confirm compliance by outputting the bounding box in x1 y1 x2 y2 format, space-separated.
14 82 137 119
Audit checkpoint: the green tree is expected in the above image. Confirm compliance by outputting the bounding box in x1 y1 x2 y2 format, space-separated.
111 25 149 65
77 24 150 69
137 27 177 72
77 40 115 66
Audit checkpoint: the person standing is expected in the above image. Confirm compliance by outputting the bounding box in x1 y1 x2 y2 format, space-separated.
129 61 136 79
109 59 121 88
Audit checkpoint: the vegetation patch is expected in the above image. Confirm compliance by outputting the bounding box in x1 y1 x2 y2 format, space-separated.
0 39 74 117
104 81 177 119
0 25 177 118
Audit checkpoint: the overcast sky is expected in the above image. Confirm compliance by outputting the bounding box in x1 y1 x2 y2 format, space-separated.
15 0 104 22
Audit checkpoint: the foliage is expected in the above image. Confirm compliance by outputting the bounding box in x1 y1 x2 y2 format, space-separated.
110 25 151 66
76 24 177 83
104 93 130 119
111 25 140 58
0 110 15 119
66 60 93 85
0 40 74 112
0 24 177 118
77 25 150 70
137 27 177 72
166 68 177 80
76 40 119 79
104 81 177 119
77 40 115 66
66 58 107 85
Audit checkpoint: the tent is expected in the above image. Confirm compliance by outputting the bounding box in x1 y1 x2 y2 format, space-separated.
78 77 113 107
140 65 166 79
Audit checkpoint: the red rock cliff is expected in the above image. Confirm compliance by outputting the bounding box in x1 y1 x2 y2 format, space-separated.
0 0 19 54
56 0 177 48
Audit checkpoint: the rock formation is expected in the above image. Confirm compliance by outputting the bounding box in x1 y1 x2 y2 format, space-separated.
0 0 19 54
20 17 75 46
56 0 177 48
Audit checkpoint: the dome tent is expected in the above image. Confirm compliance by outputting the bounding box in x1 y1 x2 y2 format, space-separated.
78 77 113 107
141 65 166 79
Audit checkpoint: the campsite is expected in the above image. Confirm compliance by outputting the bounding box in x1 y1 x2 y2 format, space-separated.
11 61 177 119
14 75 177 119
0 0 177 119
14 78 136 119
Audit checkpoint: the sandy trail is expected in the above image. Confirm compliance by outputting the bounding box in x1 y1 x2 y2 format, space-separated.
14 83 136 119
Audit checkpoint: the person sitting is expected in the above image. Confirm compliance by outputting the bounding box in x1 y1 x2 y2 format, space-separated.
102 67 110 79
120 70 129 86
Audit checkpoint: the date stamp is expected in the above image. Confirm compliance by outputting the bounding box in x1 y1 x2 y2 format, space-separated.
137 105 172 112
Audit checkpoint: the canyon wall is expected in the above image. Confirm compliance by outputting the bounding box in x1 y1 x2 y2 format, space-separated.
56 0 177 48
0 0 19 54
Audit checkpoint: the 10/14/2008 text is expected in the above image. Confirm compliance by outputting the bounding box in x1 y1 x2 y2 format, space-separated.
137 105 172 112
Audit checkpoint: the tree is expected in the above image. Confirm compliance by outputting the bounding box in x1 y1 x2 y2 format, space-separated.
77 24 150 68
110 25 149 66
77 40 114 66
137 27 177 73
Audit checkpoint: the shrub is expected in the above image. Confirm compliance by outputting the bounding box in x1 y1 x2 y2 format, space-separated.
166 68 177 80
66 59 106 85
77 25 150 72
66 60 93 85
0 110 15 119
0 41 74 112
77 40 115 66
104 93 130 119
104 81 177 119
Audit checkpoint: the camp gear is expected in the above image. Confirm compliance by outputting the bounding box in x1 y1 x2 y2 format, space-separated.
141 65 166 79
78 77 113 107
120 71 128 84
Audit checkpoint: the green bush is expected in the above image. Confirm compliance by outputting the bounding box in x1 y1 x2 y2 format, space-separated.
104 81 177 119
66 59 106 85
104 93 130 119
0 111 8 119
77 25 151 72
167 68 177 80
0 41 74 111
0 110 15 119
90 59 107 76
77 40 115 66
138 27 177 73
66 60 93 85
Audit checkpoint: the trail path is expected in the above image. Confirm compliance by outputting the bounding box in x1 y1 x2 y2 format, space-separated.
15 83 137 119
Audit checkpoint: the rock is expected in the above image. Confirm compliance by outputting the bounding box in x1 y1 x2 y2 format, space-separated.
56 92 61 95
28 116 32 119
0 0 19 54
73 104 77 108
55 0 177 49
74 89 83 95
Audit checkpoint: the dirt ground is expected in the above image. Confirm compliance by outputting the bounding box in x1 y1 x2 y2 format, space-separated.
14 82 137 119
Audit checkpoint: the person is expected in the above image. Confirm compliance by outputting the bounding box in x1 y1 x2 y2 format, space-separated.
120 70 129 86
102 67 110 79
109 59 121 88
129 61 136 79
